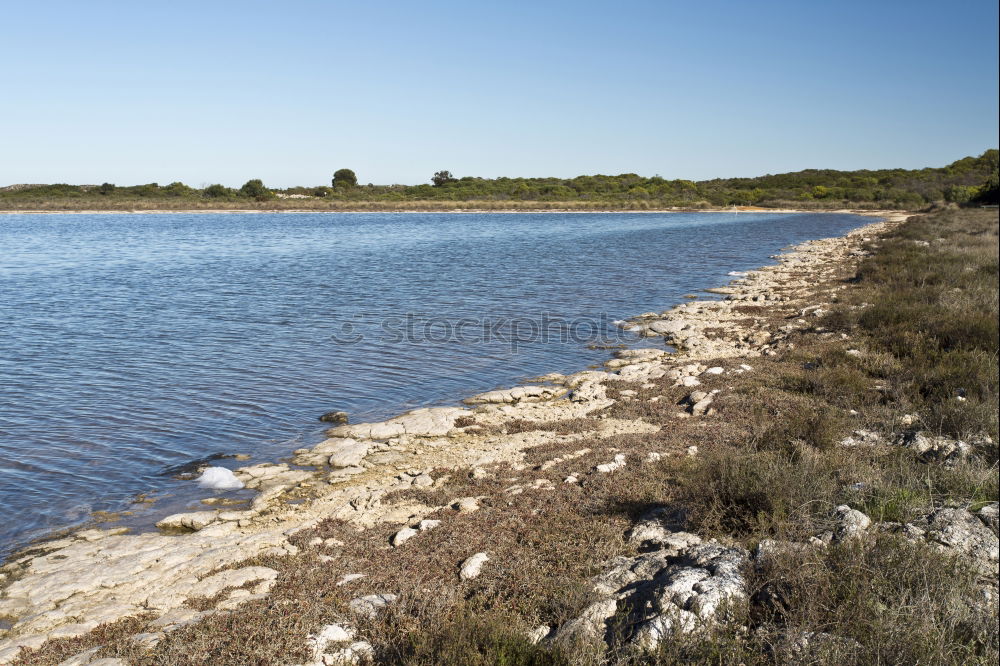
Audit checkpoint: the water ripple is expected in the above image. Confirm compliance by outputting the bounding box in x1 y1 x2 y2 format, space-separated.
0 211 867 557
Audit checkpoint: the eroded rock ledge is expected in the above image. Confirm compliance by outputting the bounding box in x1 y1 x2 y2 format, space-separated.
0 212 909 664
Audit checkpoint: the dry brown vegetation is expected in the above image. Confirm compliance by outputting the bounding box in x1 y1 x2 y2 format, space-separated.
12 208 998 665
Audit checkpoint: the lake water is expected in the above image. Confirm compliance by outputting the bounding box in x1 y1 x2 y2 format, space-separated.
0 211 868 557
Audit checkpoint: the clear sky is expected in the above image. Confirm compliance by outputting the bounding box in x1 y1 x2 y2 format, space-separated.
2 0 997 187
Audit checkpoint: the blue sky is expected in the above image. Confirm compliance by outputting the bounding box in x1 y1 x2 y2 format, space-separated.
2 0 997 187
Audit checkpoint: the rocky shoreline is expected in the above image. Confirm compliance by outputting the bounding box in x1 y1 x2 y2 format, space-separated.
7 209 978 665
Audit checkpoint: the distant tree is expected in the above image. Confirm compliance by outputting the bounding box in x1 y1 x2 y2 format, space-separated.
163 181 194 197
135 183 159 197
944 184 976 204
432 170 457 187
972 167 999 204
203 184 231 198
6 150 997 210
332 169 358 188
240 179 274 201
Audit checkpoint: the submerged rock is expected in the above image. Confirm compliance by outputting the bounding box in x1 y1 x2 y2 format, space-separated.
319 411 349 424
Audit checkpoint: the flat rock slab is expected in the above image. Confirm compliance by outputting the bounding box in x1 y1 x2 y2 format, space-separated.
0 528 294 646
327 407 467 439
464 385 568 404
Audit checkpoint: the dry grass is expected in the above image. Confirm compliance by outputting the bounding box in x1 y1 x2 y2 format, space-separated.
642 535 995 665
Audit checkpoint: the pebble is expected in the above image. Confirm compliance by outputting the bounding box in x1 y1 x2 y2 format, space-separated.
336 573 366 586
411 474 434 487
390 527 418 547
453 497 480 514
529 625 551 644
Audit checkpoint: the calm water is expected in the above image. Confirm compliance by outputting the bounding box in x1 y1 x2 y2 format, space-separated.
0 211 867 557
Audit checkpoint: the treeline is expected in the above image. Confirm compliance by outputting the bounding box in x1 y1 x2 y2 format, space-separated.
2 150 997 209
0 179 277 202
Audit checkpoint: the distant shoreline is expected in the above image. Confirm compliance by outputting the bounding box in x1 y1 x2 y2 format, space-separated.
0 206 898 216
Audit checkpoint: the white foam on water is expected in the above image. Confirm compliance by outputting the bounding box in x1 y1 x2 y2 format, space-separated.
727 271 749 277
196 466 244 490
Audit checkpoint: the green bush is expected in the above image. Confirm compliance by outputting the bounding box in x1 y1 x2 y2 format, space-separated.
752 401 848 452
202 184 232 198
677 446 847 537
239 179 273 201
399 608 570 665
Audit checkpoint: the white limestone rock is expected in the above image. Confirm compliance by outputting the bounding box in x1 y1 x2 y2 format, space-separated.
459 552 490 580
453 497 480 514
156 511 218 532
322 641 373 665
390 527 418 547
595 454 627 474
194 566 278 600
324 440 371 468
832 505 871 542
348 594 397 618
464 385 567 405
327 407 468 440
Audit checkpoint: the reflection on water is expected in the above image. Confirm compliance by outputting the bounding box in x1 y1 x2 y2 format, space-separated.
0 211 867 556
